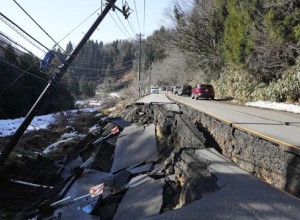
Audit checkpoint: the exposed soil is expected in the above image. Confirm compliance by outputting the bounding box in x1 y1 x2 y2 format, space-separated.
0 109 108 219
122 103 219 211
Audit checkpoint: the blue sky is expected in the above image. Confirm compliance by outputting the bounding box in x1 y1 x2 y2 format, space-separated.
0 0 172 57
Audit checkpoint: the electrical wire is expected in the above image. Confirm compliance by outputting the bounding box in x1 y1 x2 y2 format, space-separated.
0 12 51 52
114 11 133 39
0 36 135 77
0 70 26 96
129 14 137 33
127 19 136 36
57 6 102 44
109 12 131 39
143 0 146 35
13 0 65 53
0 12 46 54
0 43 51 76
69 62 134 73
133 0 142 33
0 31 37 56
59 71 130 84
0 58 49 83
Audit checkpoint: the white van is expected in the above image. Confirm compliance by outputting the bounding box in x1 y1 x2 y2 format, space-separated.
150 86 159 94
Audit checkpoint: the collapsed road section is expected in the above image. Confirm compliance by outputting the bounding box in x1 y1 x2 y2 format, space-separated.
2 97 300 219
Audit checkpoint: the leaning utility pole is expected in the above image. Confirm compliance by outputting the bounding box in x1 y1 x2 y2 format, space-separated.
0 0 118 165
137 33 142 98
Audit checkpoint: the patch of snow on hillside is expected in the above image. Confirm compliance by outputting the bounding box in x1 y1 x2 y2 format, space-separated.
110 93 120 98
61 131 85 139
75 99 102 107
0 114 56 137
89 124 100 133
245 101 300 114
0 106 102 138
42 137 73 154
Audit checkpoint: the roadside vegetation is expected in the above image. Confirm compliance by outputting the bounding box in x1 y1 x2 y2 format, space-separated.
145 0 300 103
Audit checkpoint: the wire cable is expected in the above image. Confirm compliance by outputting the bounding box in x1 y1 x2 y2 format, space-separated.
143 0 146 35
127 19 136 36
129 14 137 33
108 12 130 39
114 11 133 39
0 58 49 82
13 0 65 52
0 12 46 54
69 62 134 72
57 6 102 44
0 43 51 77
133 0 142 33
0 32 37 57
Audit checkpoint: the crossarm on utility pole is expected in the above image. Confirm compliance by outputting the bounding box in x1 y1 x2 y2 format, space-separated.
0 0 118 165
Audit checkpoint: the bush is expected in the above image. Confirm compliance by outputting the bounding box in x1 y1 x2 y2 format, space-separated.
212 68 256 102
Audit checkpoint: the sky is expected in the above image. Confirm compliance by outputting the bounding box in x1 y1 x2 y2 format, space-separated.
0 0 173 58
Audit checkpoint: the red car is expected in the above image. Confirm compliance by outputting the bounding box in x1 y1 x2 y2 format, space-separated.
191 84 215 100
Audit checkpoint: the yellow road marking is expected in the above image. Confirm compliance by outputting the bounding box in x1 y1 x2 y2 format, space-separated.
171 95 300 151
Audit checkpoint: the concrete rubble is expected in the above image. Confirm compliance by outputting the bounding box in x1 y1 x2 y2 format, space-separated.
23 96 300 220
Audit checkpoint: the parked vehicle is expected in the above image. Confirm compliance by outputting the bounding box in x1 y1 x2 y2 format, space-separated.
150 86 159 94
173 85 182 94
178 85 192 96
191 84 215 100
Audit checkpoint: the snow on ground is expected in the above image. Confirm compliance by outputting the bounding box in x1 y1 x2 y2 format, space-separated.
60 131 85 139
0 106 102 138
0 114 56 138
245 101 300 114
42 131 86 154
89 124 100 133
42 137 74 155
75 99 103 107
110 93 120 98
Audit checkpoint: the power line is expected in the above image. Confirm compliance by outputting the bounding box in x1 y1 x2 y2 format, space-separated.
133 0 142 33
70 62 134 72
58 6 102 44
13 0 65 53
127 19 136 36
0 32 37 57
129 14 137 33
0 12 46 54
0 34 135 75
143 0 146 35
114 11 133 38
0 70 26 96
0 58 49 83
0 12 50 52
0 42 50 76
109 12 131 39
60 71 130 84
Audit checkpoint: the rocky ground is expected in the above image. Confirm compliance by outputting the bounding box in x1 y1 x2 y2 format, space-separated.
0 97 224 219
1 94 300 219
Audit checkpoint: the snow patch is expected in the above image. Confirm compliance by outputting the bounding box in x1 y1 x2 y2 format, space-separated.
42 137 74 155
75 99 103 107
0 106 103 137
110 93 120 98
60 131 85 139
89 124 100 133
0 114 56 137
245 101 300 114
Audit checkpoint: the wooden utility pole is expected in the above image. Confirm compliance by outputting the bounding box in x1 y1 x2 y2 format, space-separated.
137 33 142 98
0 0 118 164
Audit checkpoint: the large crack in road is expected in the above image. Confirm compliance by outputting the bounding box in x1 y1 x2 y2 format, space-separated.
1 98 300 219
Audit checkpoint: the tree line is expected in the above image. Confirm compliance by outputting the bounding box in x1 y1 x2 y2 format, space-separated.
0 37 139 119
146 0 300 103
